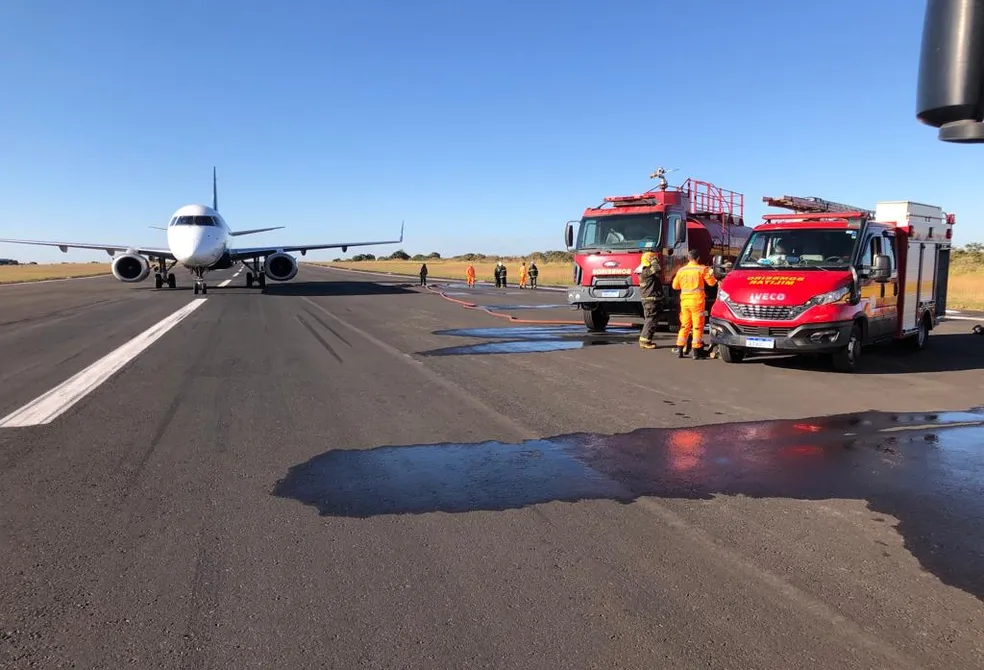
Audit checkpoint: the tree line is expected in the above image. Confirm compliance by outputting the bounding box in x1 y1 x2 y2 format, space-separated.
337 244 981 268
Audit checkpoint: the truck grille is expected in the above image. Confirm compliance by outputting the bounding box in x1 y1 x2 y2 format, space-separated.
593 278 630 288
731 304 796 321
736 325 792 338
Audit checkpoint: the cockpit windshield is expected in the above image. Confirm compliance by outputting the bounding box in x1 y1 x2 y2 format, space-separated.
576 214 663 251
170 216 217 227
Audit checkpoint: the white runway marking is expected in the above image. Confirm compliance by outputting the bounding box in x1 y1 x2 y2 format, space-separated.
218 278 233 287
0 299 208 428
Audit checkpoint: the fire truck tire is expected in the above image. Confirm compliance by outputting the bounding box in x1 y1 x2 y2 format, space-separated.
584 308 609 332
718 345 745 363
831 323 863 373
906 314 931 351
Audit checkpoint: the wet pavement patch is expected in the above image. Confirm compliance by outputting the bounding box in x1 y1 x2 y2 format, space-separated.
420 325 639 355
273 407 984 601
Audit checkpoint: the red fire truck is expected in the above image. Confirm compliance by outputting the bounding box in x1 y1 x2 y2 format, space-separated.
708 195 955 372
565 169 751 331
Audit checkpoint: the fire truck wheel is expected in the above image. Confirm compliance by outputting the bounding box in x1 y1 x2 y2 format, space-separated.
832 323 863 373
583 308 609 332
906 314 931 351
718 345 745 363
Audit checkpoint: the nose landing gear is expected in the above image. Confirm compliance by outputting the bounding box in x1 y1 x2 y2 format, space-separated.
192 267 207 295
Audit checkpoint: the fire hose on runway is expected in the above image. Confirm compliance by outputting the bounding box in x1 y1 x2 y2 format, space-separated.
423 284 636 328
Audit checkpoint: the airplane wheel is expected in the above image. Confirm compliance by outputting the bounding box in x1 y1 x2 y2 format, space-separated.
194 284 200 295
167 274 176 289
202 285 207 295
246 272 254 288
258 274 266 289
155 275 163 289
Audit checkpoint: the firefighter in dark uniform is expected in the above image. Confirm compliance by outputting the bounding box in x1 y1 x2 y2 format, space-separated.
636 251 663 349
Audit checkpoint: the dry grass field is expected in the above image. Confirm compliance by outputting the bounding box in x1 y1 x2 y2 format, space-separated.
322 259 984 310
322 260 574 287
0 263 111 284
946 270 983 311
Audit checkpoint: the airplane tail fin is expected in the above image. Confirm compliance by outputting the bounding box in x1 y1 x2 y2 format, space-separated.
212 166 218 211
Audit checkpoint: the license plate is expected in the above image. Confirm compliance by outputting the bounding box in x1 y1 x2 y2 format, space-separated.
745 336 775 349
599 290 620 298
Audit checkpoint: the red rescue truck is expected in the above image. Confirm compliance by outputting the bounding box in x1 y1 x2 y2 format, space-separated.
565 168 751 331
708 196 955 372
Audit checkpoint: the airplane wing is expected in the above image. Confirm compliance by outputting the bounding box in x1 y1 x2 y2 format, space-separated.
228 223 405 261
0 238 175 260
230 226 285 237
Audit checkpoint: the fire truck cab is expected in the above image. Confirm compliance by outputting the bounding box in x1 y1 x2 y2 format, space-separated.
709 196 955 372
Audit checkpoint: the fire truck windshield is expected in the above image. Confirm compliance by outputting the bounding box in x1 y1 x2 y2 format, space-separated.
736 229 859 269
576 214 663 251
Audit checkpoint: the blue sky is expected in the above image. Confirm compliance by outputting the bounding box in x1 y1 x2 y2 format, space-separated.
0 0 978 263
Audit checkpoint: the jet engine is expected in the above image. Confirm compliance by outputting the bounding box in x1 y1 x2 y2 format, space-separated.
263 252 298 281
111 253 150 283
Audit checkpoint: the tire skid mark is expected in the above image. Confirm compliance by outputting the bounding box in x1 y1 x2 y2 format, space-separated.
296 313 343 363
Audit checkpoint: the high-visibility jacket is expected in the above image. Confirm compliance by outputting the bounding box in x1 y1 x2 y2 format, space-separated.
671 260 717 303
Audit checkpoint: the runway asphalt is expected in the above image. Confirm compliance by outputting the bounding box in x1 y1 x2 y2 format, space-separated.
1 263 983 669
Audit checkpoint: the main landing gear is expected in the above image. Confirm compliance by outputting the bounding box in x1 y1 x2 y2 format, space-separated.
241 258 266 289
192 267 208 295
153 258 177 290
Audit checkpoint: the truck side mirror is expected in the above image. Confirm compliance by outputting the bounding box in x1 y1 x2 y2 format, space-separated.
871 254 892 282
712 255 728 280
675 218 688 246
565 221 574 249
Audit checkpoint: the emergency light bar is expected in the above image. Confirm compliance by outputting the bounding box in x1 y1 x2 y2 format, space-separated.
604 194 663 204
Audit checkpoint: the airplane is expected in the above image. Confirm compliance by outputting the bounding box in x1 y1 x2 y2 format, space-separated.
0 168 404 295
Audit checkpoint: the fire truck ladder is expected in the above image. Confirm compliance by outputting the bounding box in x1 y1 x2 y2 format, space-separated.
763 195 874 218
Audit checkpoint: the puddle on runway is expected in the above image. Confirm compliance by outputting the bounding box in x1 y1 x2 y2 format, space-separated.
273 407 984 599
483 304 571 310
433 325 639 339
422 339 626 355
422 325 639 356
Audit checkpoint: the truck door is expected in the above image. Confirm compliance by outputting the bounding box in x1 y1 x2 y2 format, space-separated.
880 231 900 337
858 232 890 339
665 212 686 285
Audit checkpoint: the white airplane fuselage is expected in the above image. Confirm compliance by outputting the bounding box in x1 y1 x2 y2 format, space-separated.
165 204 230 269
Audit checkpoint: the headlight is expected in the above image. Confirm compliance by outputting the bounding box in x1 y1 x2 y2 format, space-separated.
717 289 730 302
804 286 850 308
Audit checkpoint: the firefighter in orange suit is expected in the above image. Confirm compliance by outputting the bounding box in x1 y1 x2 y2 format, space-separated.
671 249 717 359
635 251 663 349
466 264 476 287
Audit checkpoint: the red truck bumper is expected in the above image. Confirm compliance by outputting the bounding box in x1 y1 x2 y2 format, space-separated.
708 317 855 354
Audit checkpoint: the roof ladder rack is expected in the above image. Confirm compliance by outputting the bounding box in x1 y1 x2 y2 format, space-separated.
763 195 874 218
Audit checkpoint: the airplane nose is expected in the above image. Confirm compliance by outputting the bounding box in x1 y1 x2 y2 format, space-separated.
168 227 207 263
